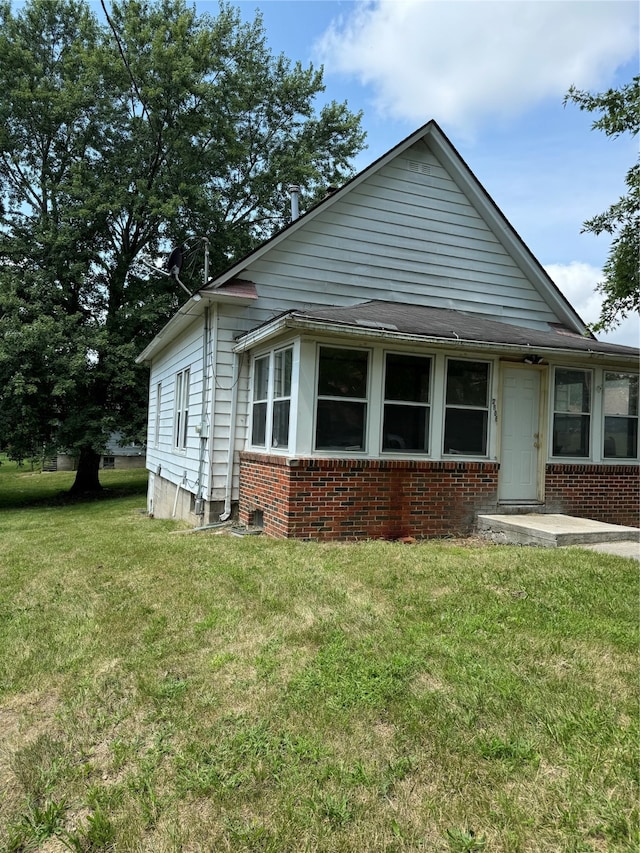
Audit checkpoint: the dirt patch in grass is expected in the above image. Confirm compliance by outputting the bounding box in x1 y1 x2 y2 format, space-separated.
0 689 62 825
0 689 59 745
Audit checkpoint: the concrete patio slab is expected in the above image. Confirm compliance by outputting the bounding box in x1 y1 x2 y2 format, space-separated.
477 513 640 548
576 540 640 560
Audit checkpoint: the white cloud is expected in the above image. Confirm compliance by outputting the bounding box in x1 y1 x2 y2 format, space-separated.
317 0 638 133
544 261 639 348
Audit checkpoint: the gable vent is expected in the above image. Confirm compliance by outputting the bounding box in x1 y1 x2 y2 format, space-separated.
407 159 432 176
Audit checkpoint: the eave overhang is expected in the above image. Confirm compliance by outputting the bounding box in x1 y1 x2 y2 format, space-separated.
136 282 258 364
234 309 639 367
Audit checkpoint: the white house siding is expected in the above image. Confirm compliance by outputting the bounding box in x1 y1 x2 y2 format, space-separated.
145 315 208 513
207 310 251 504
230 140 561 331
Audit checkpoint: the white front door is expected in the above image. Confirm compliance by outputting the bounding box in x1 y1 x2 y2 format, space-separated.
499 367 541 502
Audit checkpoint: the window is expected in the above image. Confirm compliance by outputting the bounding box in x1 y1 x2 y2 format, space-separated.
102 455 115 470
272 348 292 448
552 368 591 457
251 355 269 447
315 346 368 450
383 353 431 452
154 382 161 445
603 372 638 459
250 347 293 450
174 368 190 450
444 359 489 455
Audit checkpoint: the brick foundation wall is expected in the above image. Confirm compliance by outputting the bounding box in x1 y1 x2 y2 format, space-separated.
239 452 500 540
545 463 640 528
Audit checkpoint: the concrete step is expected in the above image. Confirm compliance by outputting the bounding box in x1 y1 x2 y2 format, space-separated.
477 513 640 548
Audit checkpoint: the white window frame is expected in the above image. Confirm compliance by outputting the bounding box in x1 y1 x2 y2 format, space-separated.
382 351 432 454
443 357 491 457
174 368 190 451
272 347 293 449
250 354 269 448
551 367 592 459
602 371 639 460
154 381 162 446
250 345 294 451
314 344 370 453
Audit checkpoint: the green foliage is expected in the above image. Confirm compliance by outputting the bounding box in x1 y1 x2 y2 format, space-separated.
446 828 487 853
0 0 365 479
6 799 67 851
565 76 639 331
62 806 116 851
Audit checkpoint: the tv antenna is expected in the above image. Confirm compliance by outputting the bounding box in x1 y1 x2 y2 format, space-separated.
164 244 195 297
141 238 209 299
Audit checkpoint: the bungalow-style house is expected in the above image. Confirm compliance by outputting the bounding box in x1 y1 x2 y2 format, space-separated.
136 121 639 539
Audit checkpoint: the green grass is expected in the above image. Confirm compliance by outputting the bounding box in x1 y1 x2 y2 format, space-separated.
0 458 638 851
0 454 148 510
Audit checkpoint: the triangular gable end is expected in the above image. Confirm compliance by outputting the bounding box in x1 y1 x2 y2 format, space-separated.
206 120 588 336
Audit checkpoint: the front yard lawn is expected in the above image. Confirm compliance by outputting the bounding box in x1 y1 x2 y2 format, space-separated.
0 465 637 851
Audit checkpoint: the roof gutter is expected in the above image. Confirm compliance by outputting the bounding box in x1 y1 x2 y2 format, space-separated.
233 315 637 364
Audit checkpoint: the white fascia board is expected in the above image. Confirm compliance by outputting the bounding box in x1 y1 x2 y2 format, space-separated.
234 315 638 367
136 290 252 364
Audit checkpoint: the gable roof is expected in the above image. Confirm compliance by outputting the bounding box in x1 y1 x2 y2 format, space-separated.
235 300 638 362
204 120 588 335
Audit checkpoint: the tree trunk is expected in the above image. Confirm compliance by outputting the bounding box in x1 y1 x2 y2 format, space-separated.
69 446 102 494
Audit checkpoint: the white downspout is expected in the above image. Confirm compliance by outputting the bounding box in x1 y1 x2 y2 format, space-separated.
172 479 183 517
195 305 210 511
207 304 219 505
219 350 241 521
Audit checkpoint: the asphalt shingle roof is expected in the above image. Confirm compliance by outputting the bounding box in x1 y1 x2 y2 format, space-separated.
287 300 638 357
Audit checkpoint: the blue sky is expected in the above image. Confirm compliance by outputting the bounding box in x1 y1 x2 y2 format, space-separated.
193 0 639 346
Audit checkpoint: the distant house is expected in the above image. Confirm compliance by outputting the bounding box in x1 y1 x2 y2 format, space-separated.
136 120 639 539
49 433 146 472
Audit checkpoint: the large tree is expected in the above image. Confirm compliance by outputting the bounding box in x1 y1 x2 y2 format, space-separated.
0 0 365 491
564 76 639 332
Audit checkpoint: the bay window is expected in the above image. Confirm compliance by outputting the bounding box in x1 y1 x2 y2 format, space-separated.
444 359 490 455
315 346 369 451
251 355 269 447
272 348 293 448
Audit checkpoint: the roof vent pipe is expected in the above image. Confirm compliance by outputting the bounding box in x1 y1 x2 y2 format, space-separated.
288 184 300 221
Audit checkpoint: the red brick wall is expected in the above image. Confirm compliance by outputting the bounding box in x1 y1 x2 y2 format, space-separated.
545 463 640 528
239 452 500 540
